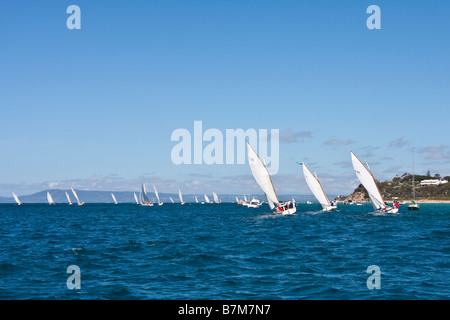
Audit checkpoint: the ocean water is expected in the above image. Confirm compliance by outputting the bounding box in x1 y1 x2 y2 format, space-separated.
0 203 448 300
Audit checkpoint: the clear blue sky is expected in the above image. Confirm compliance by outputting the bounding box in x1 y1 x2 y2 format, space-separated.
1 0 449 197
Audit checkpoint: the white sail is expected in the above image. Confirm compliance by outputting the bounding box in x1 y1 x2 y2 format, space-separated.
178 188 184 204
47 192 55 205
111 193 118 204
65 192 73 205
170 197 174 203
71 187 83 206
302 163 331 210
12 192 22 205
244 195 248 202
133 193 139 204
213 192 219 203
141 183 151 204
351 152 386 210
195 196 199 203
204 194 210 203
246 141 279 206
265 192 275 210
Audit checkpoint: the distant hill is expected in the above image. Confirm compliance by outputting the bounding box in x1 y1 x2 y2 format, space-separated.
336 174 450 202
0 189 318 204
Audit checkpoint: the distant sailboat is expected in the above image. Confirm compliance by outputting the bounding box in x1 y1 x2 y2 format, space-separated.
133 193 139 204
153 185 163 206
170 197 174 203
12 192 22 205
300 162 337 211
111 193 118 205
247 141 296 215
408 151 420 211
71 188 85 206
204 194 210 204
195 196 199 204
351 152 398 214
213 192 220 204
140 183 153 206
178 188 185 205
47 192 55 205
65 192 73 205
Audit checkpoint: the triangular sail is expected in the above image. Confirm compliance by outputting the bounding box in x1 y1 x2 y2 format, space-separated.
195 196 199 203
133 193 139 204
204 194 210 203
71 188 82 205
246 141 279 206
351 152 386 210
153 185 160 203
302 163 331 209
213 192 219 203
12 192 21 205
141 183 151 203
47 192 55 205
111 193 118 204
178 188 184 203
170 197 174 203
65 192 72 204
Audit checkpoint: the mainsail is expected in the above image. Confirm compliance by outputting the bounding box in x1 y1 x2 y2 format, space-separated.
351 152 386 210
204 194 210 203
153 185 162 204
133 192 139 204
213 192 219 203
141 183 151 204
65 192 73 205
12 192 22 205
47 192 55 205
301 163 331 210
178 188 184 204
111 193 118 204
246 141 279 206
71 188 83 206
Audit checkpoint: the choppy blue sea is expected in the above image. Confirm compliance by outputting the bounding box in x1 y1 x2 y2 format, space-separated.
0 203 448 299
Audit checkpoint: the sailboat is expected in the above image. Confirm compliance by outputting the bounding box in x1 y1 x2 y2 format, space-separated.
12 192 22 205
71 188 85 206
178 188 185 205
153 185 163 206
111 193 118 205
133 192 139 204
408 151 420 211
247 141 296 215
351 152 398 214
65 192 73 205
300 162 337 211
140 183 153 206
195 196 199 204
204 194 210 204
47 192 56 205
213 192 220 204
169 197 174 203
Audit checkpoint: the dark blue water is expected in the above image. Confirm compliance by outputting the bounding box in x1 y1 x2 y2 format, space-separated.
0 203 449 299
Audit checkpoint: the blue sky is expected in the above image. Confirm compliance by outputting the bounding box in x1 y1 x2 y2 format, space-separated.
1 0 449 197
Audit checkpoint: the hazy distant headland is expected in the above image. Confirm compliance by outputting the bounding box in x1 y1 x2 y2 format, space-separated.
336 172 450 203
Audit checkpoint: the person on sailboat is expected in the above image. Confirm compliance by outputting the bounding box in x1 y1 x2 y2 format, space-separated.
393 201 400 209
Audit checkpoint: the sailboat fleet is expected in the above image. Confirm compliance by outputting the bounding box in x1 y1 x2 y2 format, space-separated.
6 148 421 214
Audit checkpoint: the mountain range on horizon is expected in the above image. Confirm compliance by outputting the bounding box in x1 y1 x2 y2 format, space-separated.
0 189 319 204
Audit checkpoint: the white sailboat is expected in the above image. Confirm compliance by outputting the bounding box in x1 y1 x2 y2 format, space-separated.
65 192 73 205
140 183 153 206
213 191 220 204
408 151 420 211
47 192 55 205
12 192 22 205
247 141 296 215
195 196 199 204
71 187 85 206
247 197 262 208
301 162 337 212
351 151 398 214
111 193 118 205
133 192 139 204
170 197 174 203
153 185 163 206
204 194 210 204
178 188 185 205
